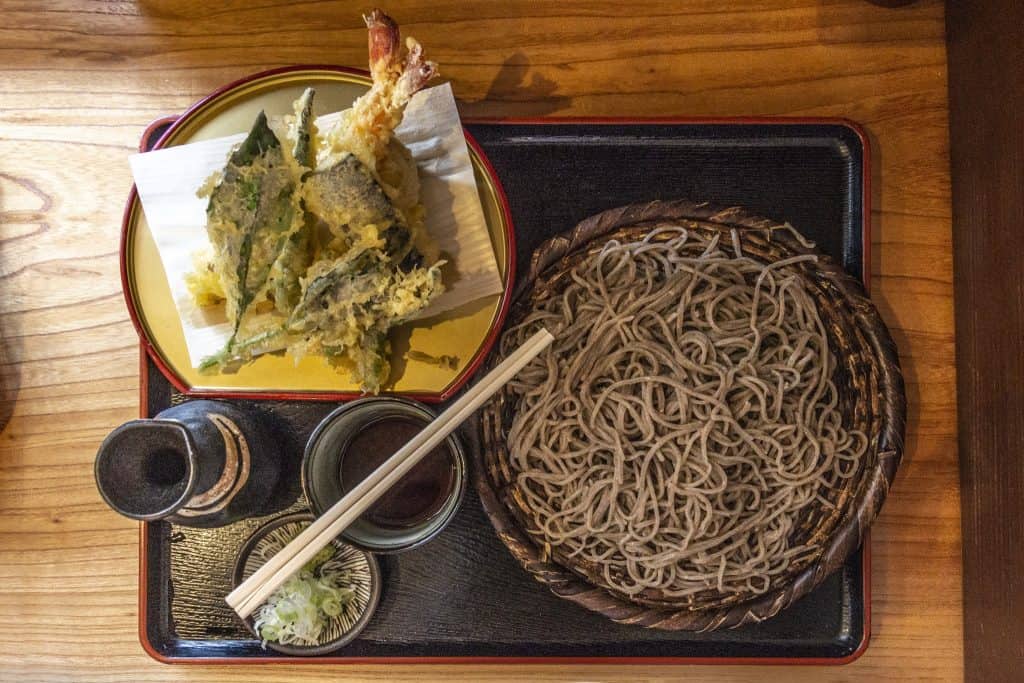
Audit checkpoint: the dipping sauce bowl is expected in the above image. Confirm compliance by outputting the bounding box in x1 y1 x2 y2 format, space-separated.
302 397 467 553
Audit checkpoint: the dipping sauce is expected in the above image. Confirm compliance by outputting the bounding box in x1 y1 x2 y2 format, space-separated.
339 417 456 529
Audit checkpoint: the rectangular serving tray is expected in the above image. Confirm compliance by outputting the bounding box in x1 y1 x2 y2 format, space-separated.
138 118 870 664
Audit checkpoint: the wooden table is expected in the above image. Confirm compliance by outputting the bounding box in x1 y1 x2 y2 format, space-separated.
0 1 959 680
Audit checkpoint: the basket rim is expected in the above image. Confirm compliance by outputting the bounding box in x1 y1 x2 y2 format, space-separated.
473 199 906 631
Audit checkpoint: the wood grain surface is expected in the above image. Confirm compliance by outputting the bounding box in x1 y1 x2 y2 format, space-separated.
0 1 959 681
947 0 1024 681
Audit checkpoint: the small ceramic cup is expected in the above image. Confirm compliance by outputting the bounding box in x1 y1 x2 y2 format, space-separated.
232 512 381 656
302 397 467 554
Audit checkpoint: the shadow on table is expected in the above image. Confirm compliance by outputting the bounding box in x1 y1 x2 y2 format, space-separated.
866 0 918 7
815 0 925 44
459 52 573 118
0 173 34 434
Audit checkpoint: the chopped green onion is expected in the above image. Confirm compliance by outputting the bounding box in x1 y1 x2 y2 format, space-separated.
252 546 357 647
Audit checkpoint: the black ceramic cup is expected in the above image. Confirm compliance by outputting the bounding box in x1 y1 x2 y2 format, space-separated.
94 399 281 527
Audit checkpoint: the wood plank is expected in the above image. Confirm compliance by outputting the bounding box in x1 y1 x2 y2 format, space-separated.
946 0 1024 679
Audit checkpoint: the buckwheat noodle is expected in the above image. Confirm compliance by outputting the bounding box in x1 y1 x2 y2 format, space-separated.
499 226 868 600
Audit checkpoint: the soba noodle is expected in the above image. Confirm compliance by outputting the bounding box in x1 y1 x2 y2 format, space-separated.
499 226 868 599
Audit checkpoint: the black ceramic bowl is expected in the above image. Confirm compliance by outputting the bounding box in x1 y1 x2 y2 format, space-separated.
232 512 381 656
302 397 467 554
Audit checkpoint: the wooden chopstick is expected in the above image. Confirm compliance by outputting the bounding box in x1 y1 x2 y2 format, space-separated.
226 327 554 619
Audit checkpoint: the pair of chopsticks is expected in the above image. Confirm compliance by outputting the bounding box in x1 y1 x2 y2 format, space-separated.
226 327 554 619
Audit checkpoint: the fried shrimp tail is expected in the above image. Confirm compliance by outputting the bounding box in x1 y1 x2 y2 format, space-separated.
366 9 438 103
319 9 437 173
366 8 401 75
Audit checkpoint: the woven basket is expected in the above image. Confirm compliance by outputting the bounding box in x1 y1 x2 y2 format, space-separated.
476 200 905 631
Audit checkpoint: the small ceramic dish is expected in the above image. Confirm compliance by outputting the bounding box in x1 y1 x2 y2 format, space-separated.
303 397 467 554
232 512 381 656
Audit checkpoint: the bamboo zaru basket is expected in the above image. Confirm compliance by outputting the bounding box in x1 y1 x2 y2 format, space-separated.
477 200 905 631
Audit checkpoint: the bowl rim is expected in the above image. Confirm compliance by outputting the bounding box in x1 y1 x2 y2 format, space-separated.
93 419 198 521
231 511 383 656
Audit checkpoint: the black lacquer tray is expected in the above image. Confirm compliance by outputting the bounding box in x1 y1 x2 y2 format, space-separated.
138 119 870 664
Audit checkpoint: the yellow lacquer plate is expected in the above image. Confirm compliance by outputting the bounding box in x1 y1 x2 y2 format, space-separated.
122 66 513 402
